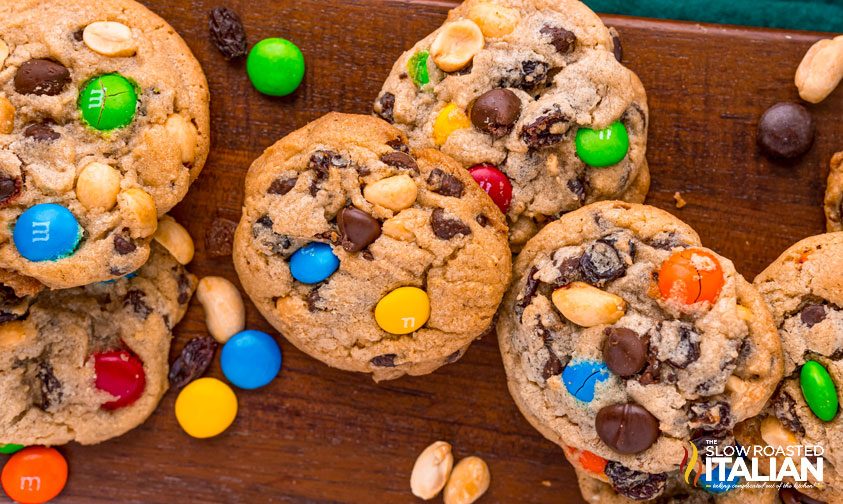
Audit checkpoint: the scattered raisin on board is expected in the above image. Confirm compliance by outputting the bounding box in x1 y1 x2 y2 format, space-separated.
208 6 248 60
206 217 237 257
169 336 219 390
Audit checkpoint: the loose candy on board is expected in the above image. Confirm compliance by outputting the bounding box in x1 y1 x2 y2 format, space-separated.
175 377 238 439
375 286 430 335
93 350 146 410
13 204 83 262
0 444 23 455
562 360 610 402
658 249 724 305
1 447 68 504
575 121 629 167
246 38 305 97
468 164 512 213
221 330 282 390
289 242 340 284
78 73 138 131
800 360 839 422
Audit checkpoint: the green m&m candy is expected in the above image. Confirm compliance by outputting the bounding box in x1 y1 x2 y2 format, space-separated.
0 444 24 455
407 50 430 88
246 38 305 97
78 73 138 131
575 121 630 167
800 360 839 422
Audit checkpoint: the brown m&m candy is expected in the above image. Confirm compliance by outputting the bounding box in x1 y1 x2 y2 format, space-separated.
14 59 71 96
779 486 826 504
470 89 521 138
757 102 815 160
602 327 648 377
338 207 381 253
596 402 659 454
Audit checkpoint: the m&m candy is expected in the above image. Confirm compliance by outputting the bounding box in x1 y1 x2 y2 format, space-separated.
433 103 471 146
0 444 23 455
78 73 138 131
289 242 339 284
221 330 282 390
800 360 839 421
562 360 610 403
575 121 629 167
93 350 146 410
468 163 512 213
175 377 238 439
375 287 430 335
1 447 67 504
407 50 430 88
246 38 305 97
13 204 82 262
658 249 724 305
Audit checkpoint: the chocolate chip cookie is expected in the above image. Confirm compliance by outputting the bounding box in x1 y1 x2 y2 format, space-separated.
824 151 843 232
374 0 649 249
233 113 511 381
0 240 197 445
497 201 783 500
0 0 210 288
734 232 843 503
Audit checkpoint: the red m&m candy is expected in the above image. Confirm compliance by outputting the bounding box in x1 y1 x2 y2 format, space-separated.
93 350 146 410
469 163 513 214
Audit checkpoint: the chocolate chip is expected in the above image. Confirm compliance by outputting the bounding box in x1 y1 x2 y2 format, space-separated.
596 402 660 454
553 257 583 288
427 168 464 197
567 176 586 204
169 337 218 390
14 59 71 96
470 89 522 138
520 106 569 148
610 28 623 62
779 486 826 504
208 7 248 60
370 354 397 367
386 138 409 153
268 176 298 195
475 214 488 226
501 60 549 90
125 289 152 318
580 241 625 283
113 231 137 255
0 174 22 206
177 273 192 304
23 123 60 142
772 390 806 436
604 462 668 501
72 29 84 42
338 207 381 253
205 217 237 258
380 151 418 173
430 208 471 240
602 327 648 377
542 352 564 379
801 304 827 328
253 215 294 256
540 25 576 54
37 362 63 410
515 266 540 321
308 150 339 196
306 288 323 312
374 92 396 123
757 102 815 160
688 400 733 430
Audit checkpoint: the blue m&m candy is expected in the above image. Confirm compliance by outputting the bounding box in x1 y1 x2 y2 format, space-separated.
562 360 610 402
289 242 339 284
221 330 282 390
13 204 82 262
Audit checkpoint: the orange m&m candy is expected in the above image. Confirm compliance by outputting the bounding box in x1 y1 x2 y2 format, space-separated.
1 447 68 504
658 249 724 305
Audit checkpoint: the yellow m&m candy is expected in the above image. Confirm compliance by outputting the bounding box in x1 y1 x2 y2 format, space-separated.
175 377 238 438
433 103 471 146
375 287 430 335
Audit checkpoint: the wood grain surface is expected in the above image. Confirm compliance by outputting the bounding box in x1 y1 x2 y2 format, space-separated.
8 1 843 502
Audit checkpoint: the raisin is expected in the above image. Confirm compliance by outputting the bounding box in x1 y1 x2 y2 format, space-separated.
520 106 569 148
208 7 248 60
370 354 397 367
169 336 218 390
501 60 549 90
648 232 685 251
772 390 806 436
604 461 668 501
37 362 63 410
252 215 294 257
386 138 409 153
554 256 583 287
580 241 625 283
306 288 323 312
0 174 22 206
427 168 464 197
205 217 237 258
430 208 471 240
567 176 586 204
268 176 298 195
540 25 576 54
688 400 733 430
665 323 701 369
374 92 396 123
24 123 60 142
800 304 827 328
114 230 137 255
475 214 488 226
177 273 192 304
125 289 153 318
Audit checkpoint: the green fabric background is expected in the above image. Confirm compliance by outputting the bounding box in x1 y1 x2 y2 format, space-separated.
583 0 843 33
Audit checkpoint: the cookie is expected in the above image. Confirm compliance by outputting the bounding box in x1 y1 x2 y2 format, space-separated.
0 239 197 445
734 232 843 503
0 0 210 289
824 151 843 232
233 113 511 381
497 201 783 500
374 0 649 248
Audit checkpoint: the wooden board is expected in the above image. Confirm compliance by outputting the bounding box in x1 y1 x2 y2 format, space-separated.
13 1 843 502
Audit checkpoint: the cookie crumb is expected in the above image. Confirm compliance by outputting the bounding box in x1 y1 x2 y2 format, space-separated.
673 191 687 209
541 480 552 487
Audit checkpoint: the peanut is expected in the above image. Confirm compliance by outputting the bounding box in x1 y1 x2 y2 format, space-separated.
410 441 453 500
363 174 417 211
196 276 246 344
0 96 13 134
795 35 843 104
382 217 416 241
119 187 158 238
551 282 626 327
83 21 137 57
0 320 35 347
76 162 121 211
153 215 195 265
760 416 799 449
165 114 198 165
736 305 753 322
0 39 8 68
443 456 490 504
468 3 520 38
430 20 485 72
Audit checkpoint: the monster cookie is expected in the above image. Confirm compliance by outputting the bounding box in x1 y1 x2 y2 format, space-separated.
0 239 197 445
0 0 210 288
734 233 843 503
824 151 843 232
497 201 783 500
233 113 511 381
374 0 649 248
